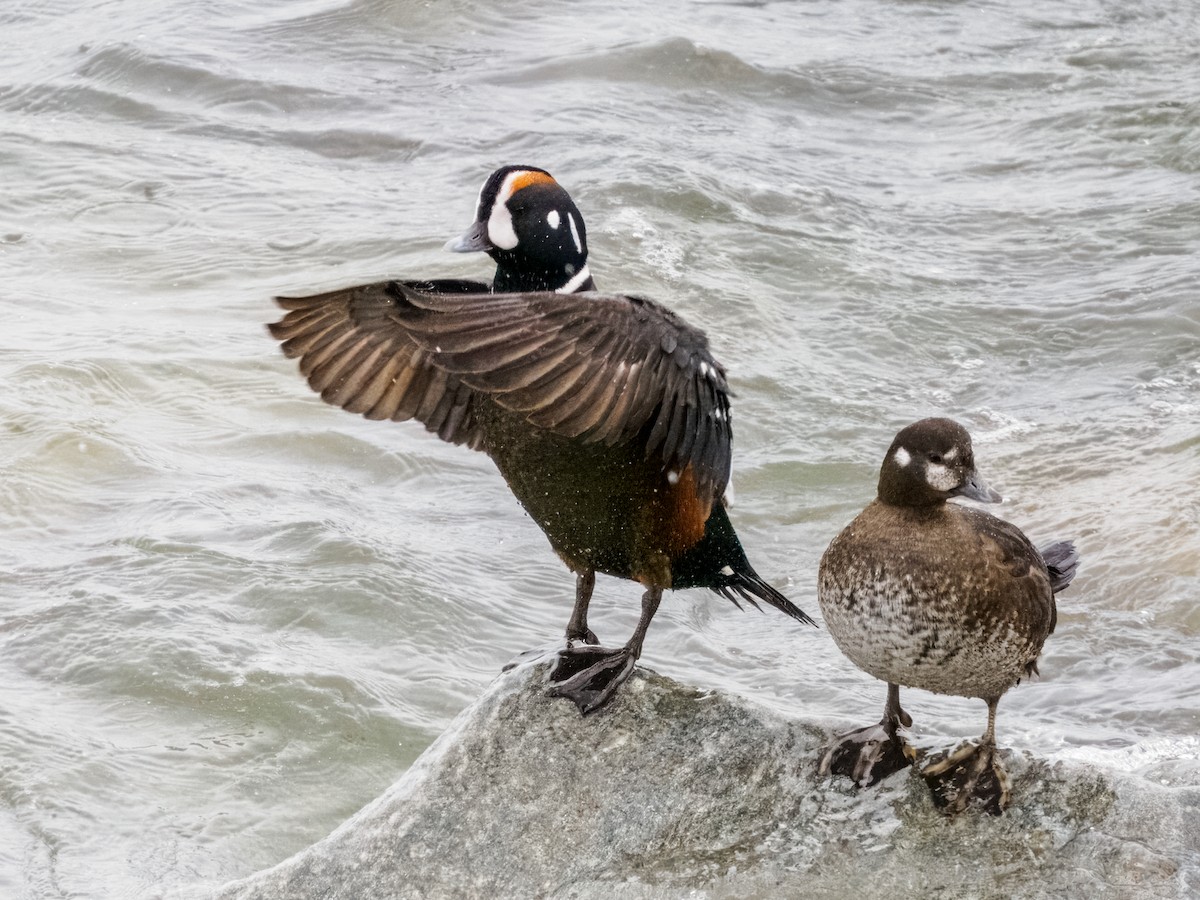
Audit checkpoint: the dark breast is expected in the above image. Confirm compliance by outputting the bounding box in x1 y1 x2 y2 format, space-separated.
475 399 710 587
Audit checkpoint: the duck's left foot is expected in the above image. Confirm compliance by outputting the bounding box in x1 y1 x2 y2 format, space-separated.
546 645 636 715
819 721 916 787
922 740 1010 816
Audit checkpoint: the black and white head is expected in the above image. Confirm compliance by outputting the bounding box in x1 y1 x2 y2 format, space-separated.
877 417 1002 508
445 165 595 294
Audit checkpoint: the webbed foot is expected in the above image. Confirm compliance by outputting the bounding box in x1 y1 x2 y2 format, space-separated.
546 645 636 715
819 720 917 786
922 740 1010 816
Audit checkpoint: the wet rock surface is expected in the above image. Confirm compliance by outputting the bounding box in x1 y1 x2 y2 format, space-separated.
204 659 1198 899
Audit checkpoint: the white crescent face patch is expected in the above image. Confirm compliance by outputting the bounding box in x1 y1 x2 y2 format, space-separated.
486 171 523 250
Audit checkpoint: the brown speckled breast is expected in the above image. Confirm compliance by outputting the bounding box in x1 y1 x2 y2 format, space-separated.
818 499 1055 701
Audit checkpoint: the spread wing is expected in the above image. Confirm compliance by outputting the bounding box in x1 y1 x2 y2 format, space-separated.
268 280 734 499
268 279 491 450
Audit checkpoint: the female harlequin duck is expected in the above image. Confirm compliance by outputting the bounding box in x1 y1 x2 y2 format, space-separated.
817 417 1078 814
270 165 813 716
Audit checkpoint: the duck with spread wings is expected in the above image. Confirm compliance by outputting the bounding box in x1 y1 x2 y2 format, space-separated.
269 167 813 715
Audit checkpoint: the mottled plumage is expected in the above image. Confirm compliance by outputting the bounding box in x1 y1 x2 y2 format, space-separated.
817 418 1079 814
820 501 1057 700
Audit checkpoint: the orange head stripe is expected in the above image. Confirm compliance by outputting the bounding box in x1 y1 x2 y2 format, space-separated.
510 170 557 194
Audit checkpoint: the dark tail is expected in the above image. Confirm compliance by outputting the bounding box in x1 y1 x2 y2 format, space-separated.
671 504 815 626
1040 540 1080 595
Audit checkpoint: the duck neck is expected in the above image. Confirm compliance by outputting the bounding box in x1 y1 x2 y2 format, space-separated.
493 263 593 294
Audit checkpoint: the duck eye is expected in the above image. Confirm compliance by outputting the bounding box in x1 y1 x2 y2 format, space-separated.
928 453 943 464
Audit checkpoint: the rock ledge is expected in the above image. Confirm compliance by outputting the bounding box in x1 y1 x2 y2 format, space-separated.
206 658 1198 899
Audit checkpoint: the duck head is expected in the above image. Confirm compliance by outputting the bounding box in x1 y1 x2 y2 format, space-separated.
877 417 1002 508
445 165 594 294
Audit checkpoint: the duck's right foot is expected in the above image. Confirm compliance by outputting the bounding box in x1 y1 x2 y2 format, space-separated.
546 645 635 716
922 739 1010 816
819 721 917 787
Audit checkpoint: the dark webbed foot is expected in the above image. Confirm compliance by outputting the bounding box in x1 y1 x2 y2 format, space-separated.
546 645 636 715
548 586 662 716
922 740 1010 816
819 720 916 786
819 682 915 786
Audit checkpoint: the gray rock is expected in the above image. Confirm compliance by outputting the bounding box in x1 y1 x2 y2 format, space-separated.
207 657 1198 900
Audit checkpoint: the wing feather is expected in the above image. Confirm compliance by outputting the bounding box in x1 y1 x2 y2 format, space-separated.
268 281 734 496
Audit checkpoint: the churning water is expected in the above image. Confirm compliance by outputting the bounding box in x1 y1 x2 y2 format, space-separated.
1 0 1197 894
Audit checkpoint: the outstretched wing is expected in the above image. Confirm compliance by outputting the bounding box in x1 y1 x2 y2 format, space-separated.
268 281 734 500
269 279 491 450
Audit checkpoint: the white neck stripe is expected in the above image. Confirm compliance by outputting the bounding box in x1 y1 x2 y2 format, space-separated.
556 265 592 294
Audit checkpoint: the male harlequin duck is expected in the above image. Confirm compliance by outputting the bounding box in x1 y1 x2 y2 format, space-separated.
816 417 1078 814
443 165 596 294
270 165 814 716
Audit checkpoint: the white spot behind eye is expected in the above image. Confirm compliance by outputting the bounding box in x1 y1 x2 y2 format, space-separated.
944 446 960 462
667 470 680 485
894 447 912 467
546 209 561 230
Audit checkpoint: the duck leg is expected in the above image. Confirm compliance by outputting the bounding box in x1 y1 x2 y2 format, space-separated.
564 570 599 645
548 586 661 716
922 697 1010 816
819 682 916 786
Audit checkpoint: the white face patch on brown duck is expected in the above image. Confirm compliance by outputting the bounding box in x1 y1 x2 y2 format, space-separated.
924 461 959 492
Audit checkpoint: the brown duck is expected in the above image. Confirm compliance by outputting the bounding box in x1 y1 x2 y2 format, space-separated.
817 417 1078 814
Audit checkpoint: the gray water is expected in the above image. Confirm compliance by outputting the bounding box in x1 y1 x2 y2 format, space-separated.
1 0 1197 895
